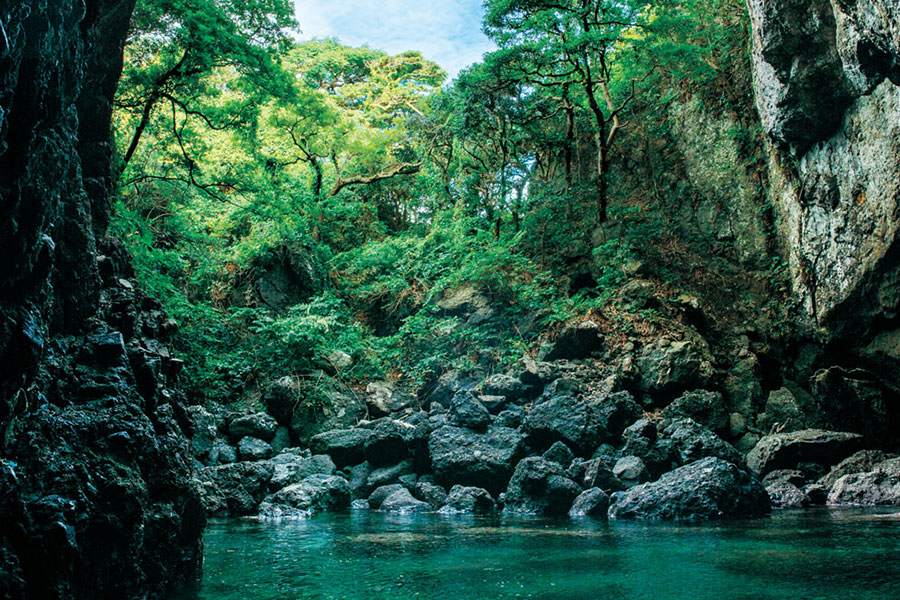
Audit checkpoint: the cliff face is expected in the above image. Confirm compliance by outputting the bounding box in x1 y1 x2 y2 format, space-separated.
0 1 204 598
749 0 900 337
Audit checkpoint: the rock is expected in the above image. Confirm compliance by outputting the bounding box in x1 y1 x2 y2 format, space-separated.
327 349 354 371
434 284 495 326
758 387 808 434
635 339 713 396
517 356 558 386
827 458 900 506
363 419 410 466
542 441 575 466
608 457 771 520
661 390 728 434
415 481 448 509
478 395 510 413
424 370 477 408
613 456 650 488
236 436 273 461
766 481 810 508
263 376 302 425
347 462 372 499
368 484 407 509
381 488 431 513
269 426 292 454
811 367 898 445
439 485 496 514
503 457 582 515
746 429 865 477
496 406 525 429
265 474 350 514
762 469 807 487
527 390 640 454
196 462 275 516
818 450 896 490
480 374 528 402
365 381 413 417
365 460 415 495
268 450 336 491
569 488 610 518
450 391 491 431
429 425 526 495
542 320 603 361
229 412 278 442
207 441 237 466
288 378 366 446
310 428 373 467
185 404 224 461
567 457 625 493
662 418 743 466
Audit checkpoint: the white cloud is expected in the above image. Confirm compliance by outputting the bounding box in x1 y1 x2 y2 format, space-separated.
293 0 495 79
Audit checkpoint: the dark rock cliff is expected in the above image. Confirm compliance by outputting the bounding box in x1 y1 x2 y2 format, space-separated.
0 1 204 598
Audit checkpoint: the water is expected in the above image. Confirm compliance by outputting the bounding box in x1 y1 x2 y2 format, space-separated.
187 508 900 600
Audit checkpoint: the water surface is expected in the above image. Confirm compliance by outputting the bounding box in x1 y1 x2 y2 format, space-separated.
189 508 900 599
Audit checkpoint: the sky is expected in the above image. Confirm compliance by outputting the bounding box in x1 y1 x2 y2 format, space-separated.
293 0 496 80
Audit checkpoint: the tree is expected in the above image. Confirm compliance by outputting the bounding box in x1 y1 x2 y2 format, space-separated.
483 0 644 223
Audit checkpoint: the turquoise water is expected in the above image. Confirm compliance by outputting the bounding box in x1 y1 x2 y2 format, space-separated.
187 508 900 600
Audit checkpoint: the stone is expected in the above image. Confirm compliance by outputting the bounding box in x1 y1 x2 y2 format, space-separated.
480 374 528 402
526 390 640 454
608 457 771 520
428 425 526 495
347 462 373 499
269 426 292 454
207 442 237 466
185 404 224 460
542 320 603 361
827 458 900 506
265 474 350 514
365 460 415 495
196 461 275 516
288 379 367 447
310 428 373 467
634 339 713 396
368 484 407 509
229 412 278 442
746 429 865 477
268 450 336 491
415 481 448 509
569 488 610 518
439 485 496 514
365 381 413 417
766 481 810 508
363 419 411 466
661 390 729 434
380 488 431 513
263 376 302 425
496 406 525 429
450 391 491 431
567 457 625 493
613 456 650 488
236 436 273 461
818 450 896 490
758 387 808 434
662 418 743 466
503 457 583 516
542 441 576 466
434 284 495 326
424 370 477 408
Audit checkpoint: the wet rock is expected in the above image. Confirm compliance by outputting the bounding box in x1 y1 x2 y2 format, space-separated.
609 457 771 520
450 391 491 431
268 450 336 491
196 461 275 516
429 425 526 495
613 456 650 488
381 488 431 513
827 458 900 506
415 480 448 509
569 488 610 518
503 457 582 516
237 436 273 461
229 412 278 442
818 450 896 490
365 460 415 494
766 481 810 508
368 484 406 509
543 441 575 466
439 485 496 514
310 428 373 467
661 390 729 434
347 462 373 499
265 474 350 514
542 320 603 361
746 429 865 477
662 418 743 466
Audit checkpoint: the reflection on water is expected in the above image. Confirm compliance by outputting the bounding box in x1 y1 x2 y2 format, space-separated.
183 508 900 600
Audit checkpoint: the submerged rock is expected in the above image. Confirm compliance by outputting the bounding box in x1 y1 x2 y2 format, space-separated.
608 457 771 520
380 488 431 513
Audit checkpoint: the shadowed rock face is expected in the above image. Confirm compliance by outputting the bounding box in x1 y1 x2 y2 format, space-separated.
0 1 205 598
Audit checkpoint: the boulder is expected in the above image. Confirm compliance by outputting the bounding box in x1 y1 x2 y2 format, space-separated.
363 419 411 466
634 339 713 395
827 458 900 506
380 488 431 513
439 485 496 514
608 457 771 520
429 425 526 495
207 442 237 466
662 418 743 466
746 429 865 477
613 456 650 488
480 374 528 402
263 376 302 425
503 457 582 516
236 436 273 461
542 320 603 361
434 284 495 326
757 387 808 433
818 450 896 490
450 391 491 431
367 484 407 509
496 406 525 429
268 450 336 491
526 390 639 454
424 370 477 408
569 488 610 518
542 441 575 466
196 462 274 516
415 480 449 509
310 428 373 467
661 390 728 434
364 460 415 495
766 481 810 508
229 412 278 442
265 474 350 515
567 457 625 493
288 380 366 447
269 426 291 454
619 420 678 479
185 404 225 461
365 381 413 417
347 462 373 499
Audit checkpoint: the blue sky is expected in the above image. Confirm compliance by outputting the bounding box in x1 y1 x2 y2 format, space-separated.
294 0 496 80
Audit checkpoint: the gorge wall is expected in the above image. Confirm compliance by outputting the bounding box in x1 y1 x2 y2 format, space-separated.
0 1 204 598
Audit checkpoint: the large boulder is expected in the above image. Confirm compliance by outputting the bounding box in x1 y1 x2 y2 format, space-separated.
185 404 226 461
567 457 625 493
569 488 610 518
365 381 413 417
661 390 729 434
363 418 411 466
263 376 303 425
526 390 640 454
439 485 496 514
428 425 526 495
503 457 582 516
268 450 336 491
310 428 373 467
415 480 449 509
746 429 865 477
827 458 900 506
263 474 350 515
479 374 528 403
288 378 367 447
818 450 896 490
196 462 274 516
634 338 713 396
449 391 491 431
229 412 278 442
662 418 743 466
367 484 407 510
236 436 273 461
423 370 478 408
380 488 431 513
608 457 771 520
